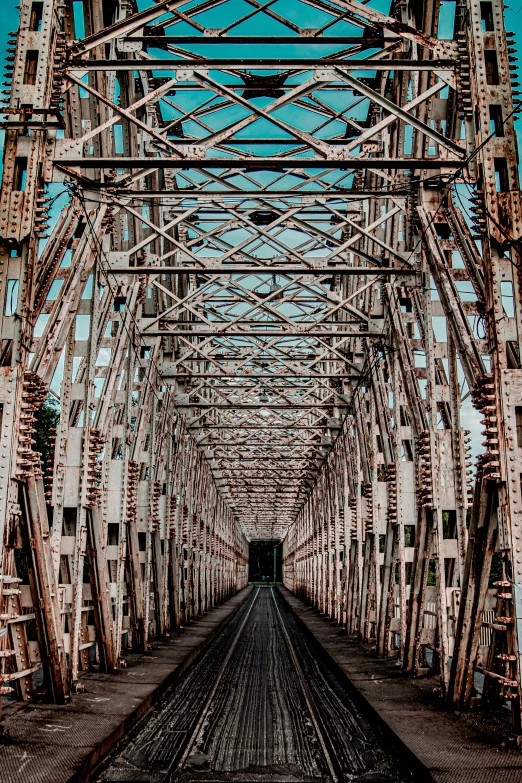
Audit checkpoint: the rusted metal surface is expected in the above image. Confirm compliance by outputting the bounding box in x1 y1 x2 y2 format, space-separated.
0 0 521 748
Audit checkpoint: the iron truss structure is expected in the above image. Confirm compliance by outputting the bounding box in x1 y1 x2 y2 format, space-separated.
0 0 522 739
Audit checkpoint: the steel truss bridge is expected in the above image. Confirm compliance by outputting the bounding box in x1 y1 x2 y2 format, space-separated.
1 0 522 740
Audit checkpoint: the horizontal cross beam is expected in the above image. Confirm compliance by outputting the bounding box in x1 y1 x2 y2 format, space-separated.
60 157 461 169
168 374 359 379
113 266 416 276
68 59 454 70
196 441 321 444
143 330 382 337
179 403 348 408
225 491 304 495
127 36 396 45
189 425 335 429
97 189 409 198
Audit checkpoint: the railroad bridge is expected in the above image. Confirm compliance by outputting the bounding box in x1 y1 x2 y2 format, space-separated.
0 0 522 780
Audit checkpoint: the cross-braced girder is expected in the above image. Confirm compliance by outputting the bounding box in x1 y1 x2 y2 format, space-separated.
1 0 522 742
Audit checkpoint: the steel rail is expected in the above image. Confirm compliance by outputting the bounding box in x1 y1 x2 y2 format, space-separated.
270 588 341 782
169 587 261 774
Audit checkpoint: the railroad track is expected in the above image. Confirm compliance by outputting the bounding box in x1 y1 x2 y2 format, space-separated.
172 588 262 774
94 588 411 783
269 589 341 783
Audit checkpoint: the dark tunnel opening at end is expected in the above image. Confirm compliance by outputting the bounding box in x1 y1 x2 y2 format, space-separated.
248 539 283 584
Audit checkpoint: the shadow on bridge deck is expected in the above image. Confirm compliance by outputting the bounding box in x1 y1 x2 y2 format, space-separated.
0 588 253 783
280 588 522 783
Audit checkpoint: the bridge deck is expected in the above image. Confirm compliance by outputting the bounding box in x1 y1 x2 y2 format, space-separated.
280 588 522 783
0 589 252 783
2 587 521 783
94 586 413 783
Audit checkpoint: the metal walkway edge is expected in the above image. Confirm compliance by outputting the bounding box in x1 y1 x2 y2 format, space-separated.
0 588 253 783
278 588 522 783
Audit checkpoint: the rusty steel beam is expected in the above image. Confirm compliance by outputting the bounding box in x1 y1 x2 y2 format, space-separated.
112 267 416 275
67 58 454 70
57 157 463 169
1 0 522 745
